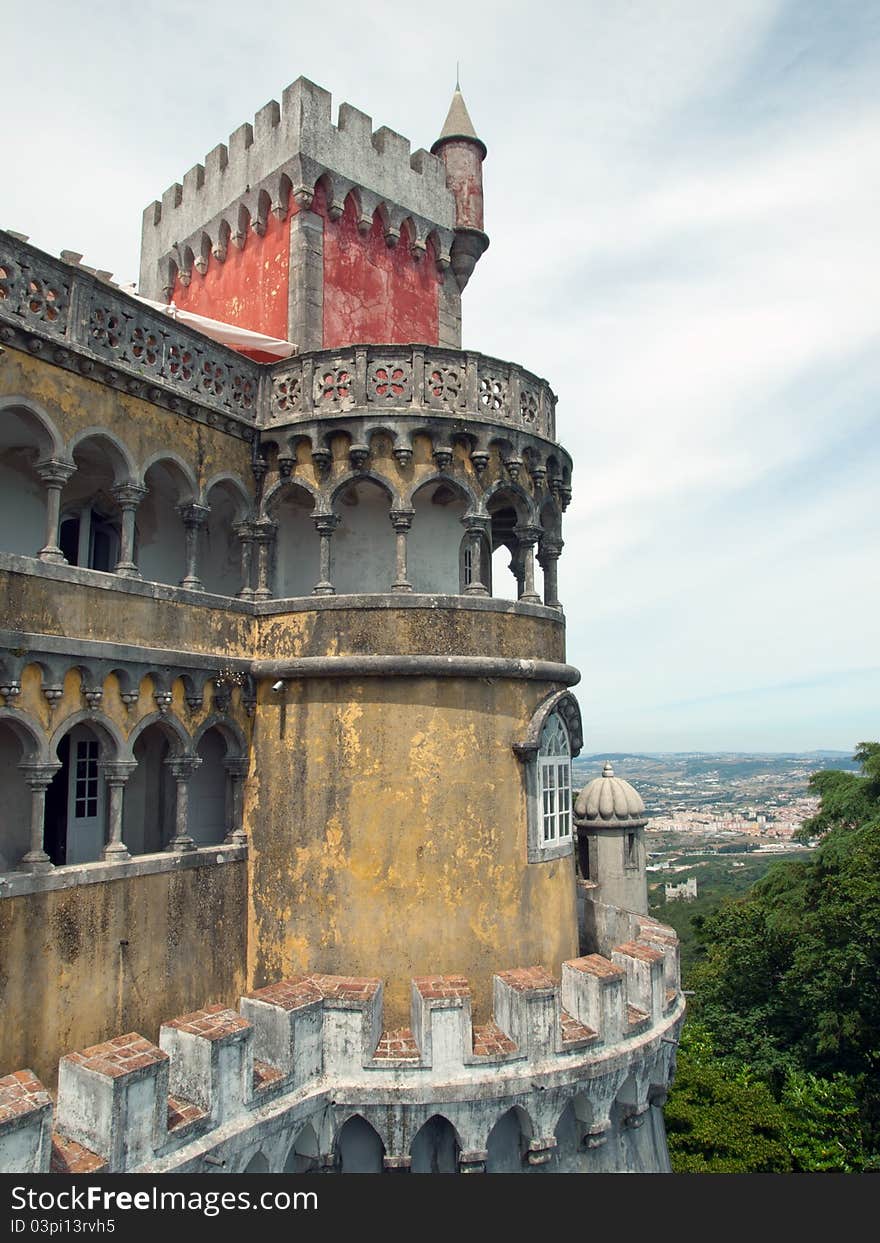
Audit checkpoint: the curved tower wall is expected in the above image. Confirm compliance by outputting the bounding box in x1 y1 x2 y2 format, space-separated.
246 602 578 1023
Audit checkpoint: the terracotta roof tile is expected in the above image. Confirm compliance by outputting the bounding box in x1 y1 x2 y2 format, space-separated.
166 1096 207 1132
373 1028 421 1062
245 977 323 1011
560 1009 598 1045
472 1021 517 1058
253 1059 285 1091
51 1133 108 1174
615 941 664 964
0 1070 51 1123
163 1007 251 1040
62 1035 167 1079
627 1004 650 1029
495 966 556 992
412 975 471 1001
309 974 381 1002
565 955 624 980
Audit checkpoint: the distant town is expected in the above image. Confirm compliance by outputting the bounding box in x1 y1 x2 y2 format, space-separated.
572 751 860 898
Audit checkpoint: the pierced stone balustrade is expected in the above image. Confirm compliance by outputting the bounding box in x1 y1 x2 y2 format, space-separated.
0 231 560 446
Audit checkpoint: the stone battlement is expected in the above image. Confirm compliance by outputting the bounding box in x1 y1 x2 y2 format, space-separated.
139 77 457 301
0 926 682 1174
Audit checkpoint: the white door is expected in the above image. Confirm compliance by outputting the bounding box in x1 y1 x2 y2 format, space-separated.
65 726 104 864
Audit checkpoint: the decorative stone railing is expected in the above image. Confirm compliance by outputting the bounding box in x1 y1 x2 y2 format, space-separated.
267 345 556 440
0 231 558 441
0 232 262 429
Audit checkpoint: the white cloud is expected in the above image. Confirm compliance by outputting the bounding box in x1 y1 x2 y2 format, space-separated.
3 0 878 749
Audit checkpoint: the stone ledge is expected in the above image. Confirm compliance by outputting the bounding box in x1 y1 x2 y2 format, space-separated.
0 553 564 623
0 843 247 900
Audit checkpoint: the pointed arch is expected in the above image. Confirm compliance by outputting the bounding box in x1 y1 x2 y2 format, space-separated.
409 1114 462 1174
283 1123 319 1174
126 709 191 758
65 428 136 485
0 707 49 764
486 1106 534 1173
48 710 127 763
139 451 198 500
335 1113 385 1174
0 396 65 460
191 714 246 757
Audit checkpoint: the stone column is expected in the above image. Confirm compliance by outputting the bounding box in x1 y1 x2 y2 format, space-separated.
223 757 249 845
252 522 277 602
164 756 201 852
459 1150 488 1174
19 763 61 872
112 483 148 578
537 537 563 610
177 503 210 591
312 513 339 596
389 508 414 593
514 525 543 604
234 522 256 600
101 760 137 861
36 459 75 563
461 515 490 597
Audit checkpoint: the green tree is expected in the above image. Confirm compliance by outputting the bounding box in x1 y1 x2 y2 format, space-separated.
671 744 880 1165
666 1024 791 1173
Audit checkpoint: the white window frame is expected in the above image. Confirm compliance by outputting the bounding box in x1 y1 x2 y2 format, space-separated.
513 691 581 864
538 715 572 845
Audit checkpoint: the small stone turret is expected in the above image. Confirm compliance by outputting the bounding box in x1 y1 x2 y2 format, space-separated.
431 82 489 290
574 762 649 916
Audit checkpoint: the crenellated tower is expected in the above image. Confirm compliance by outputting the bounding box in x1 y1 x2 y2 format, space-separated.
139 78 491 355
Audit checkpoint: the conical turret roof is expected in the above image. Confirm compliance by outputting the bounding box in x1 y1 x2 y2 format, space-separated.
432 85 487 158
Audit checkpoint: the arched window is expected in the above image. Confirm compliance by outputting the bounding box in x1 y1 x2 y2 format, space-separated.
513 690 582 864
538 713 571 845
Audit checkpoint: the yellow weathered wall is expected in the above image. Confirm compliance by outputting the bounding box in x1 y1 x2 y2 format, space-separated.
254 601 566 662
247 672 578 1025
1 566 254 660
0 351 253 488
0 862 248 1085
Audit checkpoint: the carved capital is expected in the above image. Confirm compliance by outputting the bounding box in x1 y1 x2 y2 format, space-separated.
112 483 148 510
100 760 138 786
176 502 210 527
538 537 564 563
165 756 201 782
313 513 340 536
35 458 75 488
514 523 543 548
20 762 62 790
461 514 491 536
389 508 414 532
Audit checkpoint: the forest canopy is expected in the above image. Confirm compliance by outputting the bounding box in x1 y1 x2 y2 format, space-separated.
666 743 880 1172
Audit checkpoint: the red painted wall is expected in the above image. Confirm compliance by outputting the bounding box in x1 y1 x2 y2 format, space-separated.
319 192 439 348
171 187 440 351
171 201 295 347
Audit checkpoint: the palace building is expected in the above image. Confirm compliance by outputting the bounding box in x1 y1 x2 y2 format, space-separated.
0 77 683 1174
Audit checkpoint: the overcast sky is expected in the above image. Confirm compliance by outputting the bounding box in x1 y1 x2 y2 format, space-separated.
5 1 879 753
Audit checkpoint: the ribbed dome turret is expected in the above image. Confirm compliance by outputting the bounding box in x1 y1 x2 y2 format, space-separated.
574 762 647 828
